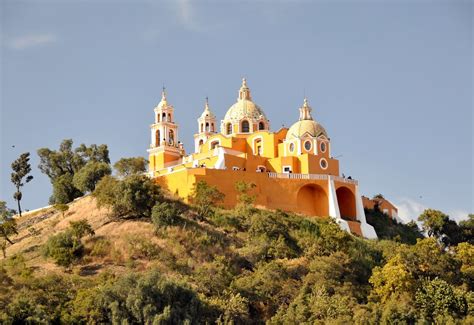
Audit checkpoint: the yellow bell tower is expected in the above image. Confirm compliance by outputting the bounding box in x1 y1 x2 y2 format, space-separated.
194 97 217 153
148 88 184 174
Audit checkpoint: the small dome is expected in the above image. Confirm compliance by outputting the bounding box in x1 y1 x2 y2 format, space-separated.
286 119 327 140
200 98 215 119
286 98 328 140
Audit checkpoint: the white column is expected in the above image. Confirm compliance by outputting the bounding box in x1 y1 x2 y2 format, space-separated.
354 185 378 239
327 177 350 233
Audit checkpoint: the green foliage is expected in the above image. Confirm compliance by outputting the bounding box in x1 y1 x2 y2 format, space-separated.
93 174 163 219
43 231 83 267
415 277 468 321
151 201 183 229
69 219 95 239
2 191 474 323
72 160 111 193
54 203 69 218
43 220 94 267
235 180 256 206
38 139 110 204
51 173 83 204
68 270 214 324
416 209 472 247
113 156 148 177
0 201 17 257
365 208 422 244
191 180 225 219
10 152 33 218
126 235 160 260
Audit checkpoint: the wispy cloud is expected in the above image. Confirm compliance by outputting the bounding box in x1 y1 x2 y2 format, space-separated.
394 197 470 224
7 33 56 50
176 0 200 31
396 197 427 224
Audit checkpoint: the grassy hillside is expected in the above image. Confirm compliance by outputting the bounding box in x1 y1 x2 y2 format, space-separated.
1 192 473 324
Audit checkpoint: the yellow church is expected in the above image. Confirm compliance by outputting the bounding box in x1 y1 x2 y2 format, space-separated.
147 79 377 239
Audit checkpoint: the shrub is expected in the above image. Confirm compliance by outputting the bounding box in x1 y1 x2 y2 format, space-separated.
190 180 224 219
43 231 83 267
43 220 95 267
72 161 111 193
126 235 160 260
151 201 182 229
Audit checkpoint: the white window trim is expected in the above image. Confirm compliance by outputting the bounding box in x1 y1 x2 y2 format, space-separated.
209 139 221 150
303 140 312 152
320 158 328 170
252 136 264 155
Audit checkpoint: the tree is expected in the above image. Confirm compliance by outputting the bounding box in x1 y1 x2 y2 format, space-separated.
72 161 111 193
418 209 450 238
54 204 69 218
459 214 474 244
0 202 17 258
113 157 148 177
10 152 33 218
418 209 465 246
37 139 110 204
69 219 95 239
93 175 162 219
235 181 257 206
190 181 224 219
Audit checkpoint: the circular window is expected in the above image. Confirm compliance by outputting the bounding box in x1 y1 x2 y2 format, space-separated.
320 142 327 152
304 140 312 151
320 158 328 169
289 143 295 152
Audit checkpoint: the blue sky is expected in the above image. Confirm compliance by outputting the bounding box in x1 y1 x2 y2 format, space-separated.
1 0 472 222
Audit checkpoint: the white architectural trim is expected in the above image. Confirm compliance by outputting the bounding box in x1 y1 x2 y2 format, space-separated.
252 136 264 155
328 178 351 233
354 185 378 239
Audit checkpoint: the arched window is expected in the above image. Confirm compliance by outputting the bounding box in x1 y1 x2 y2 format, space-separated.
167 113 171 122
258 122 265 130
169 130 174 145
157 114 160 123
162 112 166 120
210 140 219 149
205 122 209 132
211 123 215 132
241 120 250 133
199 139 204 145
254 138 262 155
226 123 232 135
155 130 160 146
200 124 203 133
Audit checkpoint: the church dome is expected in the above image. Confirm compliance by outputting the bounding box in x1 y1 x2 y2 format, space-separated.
286 98 328 140
223 78 268 123
224 99 267 121
287 119 327 139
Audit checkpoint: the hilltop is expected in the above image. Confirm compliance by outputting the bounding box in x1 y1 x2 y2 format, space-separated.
1 185 472 324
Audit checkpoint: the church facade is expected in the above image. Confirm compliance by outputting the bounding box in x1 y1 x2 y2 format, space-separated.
147 79 377 238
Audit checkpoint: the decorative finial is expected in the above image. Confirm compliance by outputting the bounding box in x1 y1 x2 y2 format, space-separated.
205 96 209 110
242 78 247 87
303 97 309 107
161 85 167 101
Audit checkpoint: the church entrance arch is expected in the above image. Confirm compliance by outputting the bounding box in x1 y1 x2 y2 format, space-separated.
296 184 328 217
336 186 357 221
